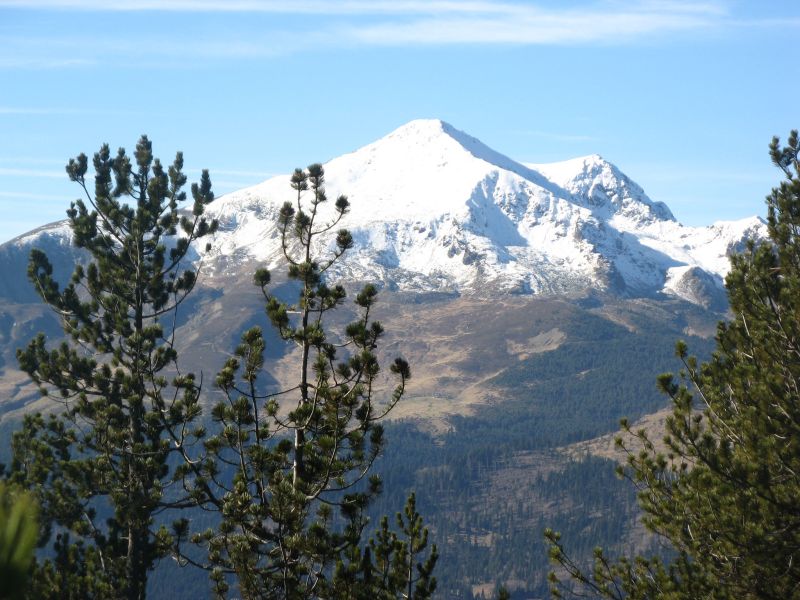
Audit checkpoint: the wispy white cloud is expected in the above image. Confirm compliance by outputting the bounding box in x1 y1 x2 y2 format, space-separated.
515 130 598 142
0 103 149 119
0 167 65 178
1 0 795 69
626 163 773 184
0 31 306 66
0 0 513 14
212 180 267 190
633 0 726 15
0 57 96 69
728 16 800 28
206 169 277 178
0 106 82 115
0 158 274 182
0 157 65 165
0 168 273 188
347 4 724 46
185 168 278 190
0 190 67 201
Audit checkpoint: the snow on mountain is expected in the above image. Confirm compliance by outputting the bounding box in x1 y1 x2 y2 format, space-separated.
0 221 77 303
526 154 675 226
524 151 768 304
1 119 769 306
206 119 599 293
203 119 766 303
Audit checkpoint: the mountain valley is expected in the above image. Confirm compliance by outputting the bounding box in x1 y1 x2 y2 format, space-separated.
0 120 756 597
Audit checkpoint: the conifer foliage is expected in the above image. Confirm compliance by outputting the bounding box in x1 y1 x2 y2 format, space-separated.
7 137 217 600
546 130 800 598
174 164 429 598
331 492 438 599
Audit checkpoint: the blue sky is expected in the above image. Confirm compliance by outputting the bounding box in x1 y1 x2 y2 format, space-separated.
1 0 798 243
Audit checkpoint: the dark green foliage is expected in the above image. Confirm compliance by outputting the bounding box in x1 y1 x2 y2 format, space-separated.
26 533 115 600
174 164 424 598
356 302 709 597
548 132 800 599
0 483 38 600
1 292 686 598
7 137 217 600
489 311 714 449
331 492 438 599
360 422 644 598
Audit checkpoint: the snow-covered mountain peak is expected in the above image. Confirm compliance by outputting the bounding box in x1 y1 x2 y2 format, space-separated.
174 121 770 300
316 119 561 220
375 118 525 173
205 119 574 288
1 120 768 306
527 154 675 226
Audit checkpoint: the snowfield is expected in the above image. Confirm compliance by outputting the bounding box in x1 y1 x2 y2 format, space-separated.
5 119 768 307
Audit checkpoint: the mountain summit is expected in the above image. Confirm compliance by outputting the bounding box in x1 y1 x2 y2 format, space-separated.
1 119 767 306
201 119 765 304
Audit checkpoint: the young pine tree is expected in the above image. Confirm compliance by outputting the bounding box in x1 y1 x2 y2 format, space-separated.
174 164 428 599
546 130 800 599
7 137 217 600
330 492 438 599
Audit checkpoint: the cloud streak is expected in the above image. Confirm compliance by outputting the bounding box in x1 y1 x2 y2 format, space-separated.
515 130 598 143
0 190 68 201
0 106 82 115
206 169 277 178
0 167 65 179
0 1 735 51
347 3 724 46
0 57 96 69
1 1 795 69
0 1 542 14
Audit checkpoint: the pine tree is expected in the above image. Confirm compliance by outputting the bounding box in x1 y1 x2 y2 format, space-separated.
330 492 438 599
173 163 429 598
7 137 217 600
546 130 800 598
